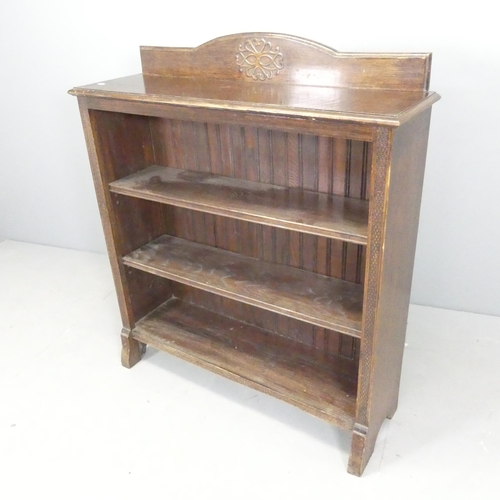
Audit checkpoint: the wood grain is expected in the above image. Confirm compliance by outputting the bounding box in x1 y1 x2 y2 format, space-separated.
70 74 439 127
123 235 364 337
71 32 440 476
75 95 376 141
349 110 433 476
79 106 172 330
139 33 431 91
150 119 372 198
171 283 360 360
132 298 358 428
109 165 369 244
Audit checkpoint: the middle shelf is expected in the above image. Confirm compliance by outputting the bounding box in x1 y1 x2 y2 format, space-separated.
109 165 369 244
123 235 364 337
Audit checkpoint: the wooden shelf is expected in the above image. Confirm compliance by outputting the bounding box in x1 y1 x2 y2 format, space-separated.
132 298 358 429
109 165 369 244
123 235 363 337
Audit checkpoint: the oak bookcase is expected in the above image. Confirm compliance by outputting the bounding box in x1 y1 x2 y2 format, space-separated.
70 33 440 475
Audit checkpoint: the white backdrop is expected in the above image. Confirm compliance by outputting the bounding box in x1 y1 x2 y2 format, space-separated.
1 1 499 316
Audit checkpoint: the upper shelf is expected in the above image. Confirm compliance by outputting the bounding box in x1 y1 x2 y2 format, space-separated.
69 33 440 127
109 165 369 245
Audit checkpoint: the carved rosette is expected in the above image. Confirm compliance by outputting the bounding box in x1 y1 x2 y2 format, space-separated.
236 38 284 81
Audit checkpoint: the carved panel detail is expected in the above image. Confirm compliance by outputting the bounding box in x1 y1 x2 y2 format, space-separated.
236 38 284 81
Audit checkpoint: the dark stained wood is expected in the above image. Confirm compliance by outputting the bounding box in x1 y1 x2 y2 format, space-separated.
123 235 364 337
70 32 439 477
132 297 358 429
151 207 367 287
78 106 172 332
121 328 143 368
109 165 369 244
149 119 372 199
147 118 371 290
140 33 432 92
170 283 358 360
348 109 433 476
75 95 377 142
88 110 154 180
70 74 438 127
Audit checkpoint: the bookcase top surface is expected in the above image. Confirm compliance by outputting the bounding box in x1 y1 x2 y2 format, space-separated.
69 33 440 126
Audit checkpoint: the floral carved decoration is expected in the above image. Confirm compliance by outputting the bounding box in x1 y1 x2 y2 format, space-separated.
236 38 284 81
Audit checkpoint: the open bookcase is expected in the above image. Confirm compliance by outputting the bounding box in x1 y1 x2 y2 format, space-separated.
70 33 439 475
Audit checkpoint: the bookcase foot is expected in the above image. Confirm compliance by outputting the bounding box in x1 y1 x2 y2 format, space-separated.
347 423 378 476
386 400 398 419
121 329 143 368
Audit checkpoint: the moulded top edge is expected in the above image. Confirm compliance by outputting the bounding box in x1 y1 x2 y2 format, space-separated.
69 74 440 127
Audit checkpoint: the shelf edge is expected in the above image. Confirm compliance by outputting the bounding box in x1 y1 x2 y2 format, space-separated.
109 168 369 246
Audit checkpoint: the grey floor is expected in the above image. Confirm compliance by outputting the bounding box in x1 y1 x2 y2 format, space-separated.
1 240 499 498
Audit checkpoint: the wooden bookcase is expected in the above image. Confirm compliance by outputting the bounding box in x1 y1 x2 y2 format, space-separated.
69 33 440 476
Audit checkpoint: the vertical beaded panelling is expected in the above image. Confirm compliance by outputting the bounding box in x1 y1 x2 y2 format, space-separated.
151 118 372 360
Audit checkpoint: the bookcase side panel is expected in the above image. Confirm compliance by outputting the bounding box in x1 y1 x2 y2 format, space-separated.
349 110 432 476
82 104 172 327
367 109 432 424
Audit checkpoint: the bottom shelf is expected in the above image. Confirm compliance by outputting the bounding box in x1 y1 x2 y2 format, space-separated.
132 298 358 429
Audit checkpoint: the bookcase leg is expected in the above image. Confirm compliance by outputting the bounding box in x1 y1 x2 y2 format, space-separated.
386 398 399 419
347 423 378 476
121 329 143 368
